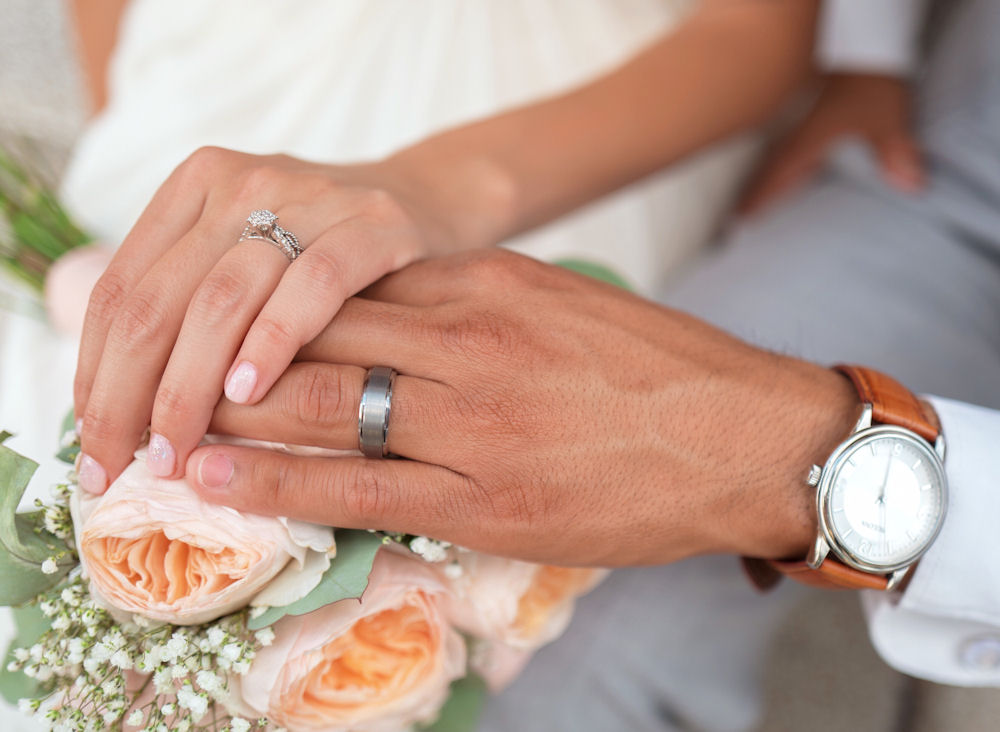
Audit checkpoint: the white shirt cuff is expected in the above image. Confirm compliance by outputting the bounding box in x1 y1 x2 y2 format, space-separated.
862 396 1000 685
817 0 927 75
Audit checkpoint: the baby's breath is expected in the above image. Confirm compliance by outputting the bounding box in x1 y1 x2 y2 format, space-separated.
409 535 452 563
9 488 283 731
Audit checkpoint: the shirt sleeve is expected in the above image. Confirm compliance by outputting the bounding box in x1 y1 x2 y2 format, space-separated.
861 395 1000 686
817 0 928 75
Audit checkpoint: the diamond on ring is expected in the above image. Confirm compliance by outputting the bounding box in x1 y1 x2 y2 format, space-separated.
239 209 303 261
247 209 278 231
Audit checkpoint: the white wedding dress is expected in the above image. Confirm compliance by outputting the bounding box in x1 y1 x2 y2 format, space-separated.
1 1 756 727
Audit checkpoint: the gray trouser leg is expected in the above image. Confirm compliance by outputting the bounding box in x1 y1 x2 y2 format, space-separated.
479 2 1000 729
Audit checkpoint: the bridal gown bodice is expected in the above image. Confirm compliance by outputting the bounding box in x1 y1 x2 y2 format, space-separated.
2 1 754 725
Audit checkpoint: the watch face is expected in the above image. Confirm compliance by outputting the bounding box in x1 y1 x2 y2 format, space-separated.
820 427 947 572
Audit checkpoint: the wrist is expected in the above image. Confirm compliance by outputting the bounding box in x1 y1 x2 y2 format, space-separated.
710 358 859 561
382 139 521 253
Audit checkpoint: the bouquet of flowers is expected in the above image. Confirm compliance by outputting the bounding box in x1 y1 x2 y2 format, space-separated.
0 147 90 294
0 145 112 334
0 425 603 732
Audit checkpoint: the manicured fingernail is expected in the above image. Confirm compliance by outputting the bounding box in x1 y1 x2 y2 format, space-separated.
198 454 234 489
147 433 176 477
225 361 257 404
78 454 107 495
74 418 83 435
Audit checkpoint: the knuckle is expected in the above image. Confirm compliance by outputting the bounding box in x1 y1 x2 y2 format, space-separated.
460 249 532 285
339 461 398 526
252 314 298 351
477 477 534 528
109 288 170 349
191 270 248 322
154 384 198 423
435 308 516 360
289 365 348 429
79 407 120 449
180 146 231 179
294 246 347 295
248 453 285 509
86 269 132 325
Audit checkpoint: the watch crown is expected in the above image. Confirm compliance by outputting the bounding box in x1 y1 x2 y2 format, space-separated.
807 465 822 486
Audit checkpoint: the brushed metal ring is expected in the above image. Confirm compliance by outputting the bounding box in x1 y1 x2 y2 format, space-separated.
358 366 396 458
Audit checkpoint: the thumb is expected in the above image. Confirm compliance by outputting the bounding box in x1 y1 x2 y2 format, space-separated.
874 135 925 193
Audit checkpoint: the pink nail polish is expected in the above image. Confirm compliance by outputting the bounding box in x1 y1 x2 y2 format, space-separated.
225 361 257 404
147 433 176 477
199 454 234 489
78 454 107 494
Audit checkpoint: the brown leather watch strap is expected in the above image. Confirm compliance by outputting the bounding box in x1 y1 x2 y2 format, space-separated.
769 559 889 590
834 364 939 443
744 365 937 593
742 556 890 591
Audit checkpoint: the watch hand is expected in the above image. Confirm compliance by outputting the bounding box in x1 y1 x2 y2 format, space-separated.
877 452 893 505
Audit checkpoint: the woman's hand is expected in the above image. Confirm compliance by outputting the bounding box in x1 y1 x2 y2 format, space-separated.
74 147 471 494
183 251 858 567
740 73 924 215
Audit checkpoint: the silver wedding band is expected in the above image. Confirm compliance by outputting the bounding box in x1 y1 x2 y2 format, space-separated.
359 366 396 458
239 209 303 261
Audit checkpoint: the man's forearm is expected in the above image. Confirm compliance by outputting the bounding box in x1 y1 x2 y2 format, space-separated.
388 0 818 251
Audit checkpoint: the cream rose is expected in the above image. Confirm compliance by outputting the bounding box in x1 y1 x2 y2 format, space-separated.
234 550 466 732
444 553 606 652
73 458 335 625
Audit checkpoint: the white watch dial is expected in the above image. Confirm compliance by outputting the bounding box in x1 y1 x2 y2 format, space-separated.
824 432 945 569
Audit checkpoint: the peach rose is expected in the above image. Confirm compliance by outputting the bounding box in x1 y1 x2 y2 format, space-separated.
444 553 606 652
234 550 466 732
73 457 335 625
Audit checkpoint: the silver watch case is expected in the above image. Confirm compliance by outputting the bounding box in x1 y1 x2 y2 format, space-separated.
806 404 948 589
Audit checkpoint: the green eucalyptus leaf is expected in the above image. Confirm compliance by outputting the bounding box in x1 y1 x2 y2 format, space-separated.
59 409 75 440
248 530 383 630
0 603 51 703
555 257 633 291
0 443 72 605
55 408 78 465
419 675 488 732
54 444 79 466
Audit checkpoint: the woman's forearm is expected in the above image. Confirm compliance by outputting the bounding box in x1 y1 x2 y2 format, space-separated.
389 0 819 251
69 0 131 115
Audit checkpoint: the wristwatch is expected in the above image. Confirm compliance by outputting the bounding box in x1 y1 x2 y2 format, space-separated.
745 365 948 592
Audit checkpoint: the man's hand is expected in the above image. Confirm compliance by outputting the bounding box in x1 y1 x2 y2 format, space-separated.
740 73 924 215
185 251 858 568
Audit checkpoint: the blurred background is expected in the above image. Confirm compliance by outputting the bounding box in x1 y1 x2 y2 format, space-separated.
1 1 999 730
